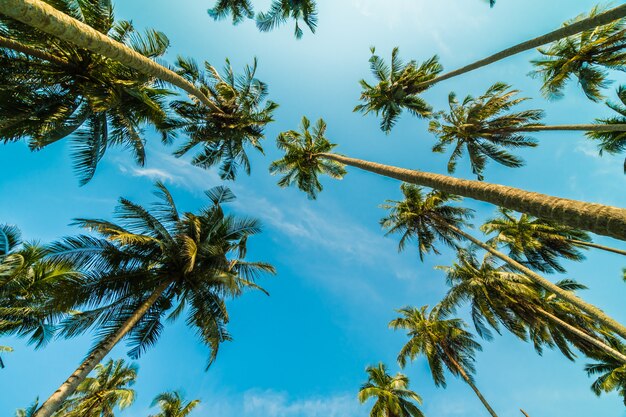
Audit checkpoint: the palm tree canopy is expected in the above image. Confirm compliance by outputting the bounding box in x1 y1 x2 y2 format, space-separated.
149 391 200 417
587 85 626 159
585 336 626 405
47 182 275 366
389 305 482 387
172 57 278 180
481 207 590 273
358 362 424 417
269 116 347 199
355 47 441 133
429 82 541 180
208 0 254 24
0 0 176 184
380 184 474 261
256 0 318 39
530 5 626 102
57 359 137 417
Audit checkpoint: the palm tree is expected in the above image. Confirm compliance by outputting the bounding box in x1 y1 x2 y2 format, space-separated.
269 117 626 241
149 391 200 417
358 363 424 417
57 359 136 417
390 305 499 417
481 208 626 274
585 336 626 405
412 3 626 89
171 57 278 180
355 47 442 132
33 182 274 417
256 0 317 39
587 85 626 165
208 0 254 24
0 345 12 368
531 5 626 102
16 400 40 417
0 0 176 184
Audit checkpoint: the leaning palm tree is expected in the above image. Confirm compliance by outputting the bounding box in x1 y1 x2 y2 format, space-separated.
33 182 274 417
256 0 317 39
358 363 424 417
171 56 278 180
531 5 626 102
149 391 200 417
482 208 626 274
355 47 442 133
390 305 499 417
585 335 626 405
269 116 626 242
56 359 136 417
208 0 254 24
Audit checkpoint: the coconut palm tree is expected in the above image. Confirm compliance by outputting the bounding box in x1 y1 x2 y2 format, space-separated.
171 56 278 180
0 0 176 184
358 363 424 417
149 391 200 417
56 359 136 417
354 47 442 133
256 0 317 39
481 208 626 274
33 182 274 417
390 305 499 417
0 345 12 369
587 85 626 165
585 335 626 405
208 0 254 24
531 5 626 102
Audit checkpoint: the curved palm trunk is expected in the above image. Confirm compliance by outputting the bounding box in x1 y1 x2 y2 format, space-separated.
443 351 499 417
415 4 626 89
33 280 171 417
535 308 626 363
0 34 68 65
443 223 626 342
568 239 626 257
0 0 223 114
319 153 626 241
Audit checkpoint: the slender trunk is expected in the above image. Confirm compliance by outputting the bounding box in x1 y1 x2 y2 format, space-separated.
443 351 499 417
504 124 626 133
33 280 171 417
0 34 68 66
415 4 626 89
535 308 626 363
0 0 223 114
520 410 531 417
319 153 626 241
568 239 626 257
443 223 626 342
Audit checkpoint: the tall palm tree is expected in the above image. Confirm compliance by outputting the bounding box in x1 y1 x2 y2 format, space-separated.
0 0 176 184
358 363 424 417
481 208 626 274
390 305 499 417
171 57 278 180
57 359 137 417
355 47 442 133
531 5 626 102
587 85 626 166
585 336 626 405
0 345 12 369
256 0 317 39
430 82 626 180
149 391 200 417
269 117 626 241
208 0 254 24
33 182 274 417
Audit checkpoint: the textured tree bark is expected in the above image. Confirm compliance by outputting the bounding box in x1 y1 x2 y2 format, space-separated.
415 4 626 88
319 153 626 241
0 0 223 114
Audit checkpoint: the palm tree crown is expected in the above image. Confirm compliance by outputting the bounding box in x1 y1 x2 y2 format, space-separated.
429 82 542 180
208 0 254 24
358 362 424 417
585 336 626 405
172 57 278 180
256 0 318 39
587 85 626 160
149 391 200 417
355 47 442 133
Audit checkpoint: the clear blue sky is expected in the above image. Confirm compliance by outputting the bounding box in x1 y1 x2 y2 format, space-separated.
2 0 626 416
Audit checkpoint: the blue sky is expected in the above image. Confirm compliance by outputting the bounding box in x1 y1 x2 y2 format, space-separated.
2 0 626 416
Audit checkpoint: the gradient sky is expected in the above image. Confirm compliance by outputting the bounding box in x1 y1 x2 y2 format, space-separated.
2 0 626 416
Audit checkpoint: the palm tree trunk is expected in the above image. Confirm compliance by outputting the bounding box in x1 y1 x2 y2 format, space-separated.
0 34 68 66
535 308 626 363
443 223 626 343
33 280 171 417
568 239 626 257
0 0 223 114
415 4 626 89
443 351 499 417
504 124 626 133
319 153 626 241
520 410 531 417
